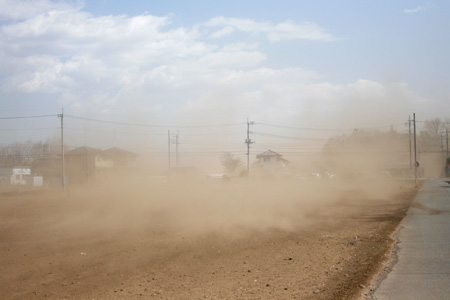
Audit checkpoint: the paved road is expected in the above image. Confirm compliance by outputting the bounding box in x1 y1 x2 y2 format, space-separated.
373 178 450 300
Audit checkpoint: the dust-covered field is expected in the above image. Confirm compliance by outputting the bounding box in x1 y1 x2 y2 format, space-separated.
0 178 416 300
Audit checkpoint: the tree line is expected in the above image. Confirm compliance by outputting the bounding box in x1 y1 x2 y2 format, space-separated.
0 137 62 168
323 117 449 154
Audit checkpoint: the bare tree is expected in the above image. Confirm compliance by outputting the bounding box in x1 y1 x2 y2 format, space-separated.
0 137 63 167
423 118 444 137
220 152 243 176
418 118 447 149
0 142 27 167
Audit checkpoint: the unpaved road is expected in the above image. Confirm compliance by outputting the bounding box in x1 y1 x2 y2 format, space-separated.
0 179 416 299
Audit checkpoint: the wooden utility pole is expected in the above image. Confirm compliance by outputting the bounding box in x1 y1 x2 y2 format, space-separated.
58 109 65 192
175 131 179 169
245 118 254 178
409 115 412 177
413 113 418 187
168 130 171 171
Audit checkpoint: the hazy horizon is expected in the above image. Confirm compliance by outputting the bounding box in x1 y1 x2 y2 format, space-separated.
1 0 449 173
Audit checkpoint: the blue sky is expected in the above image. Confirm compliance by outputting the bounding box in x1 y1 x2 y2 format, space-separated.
0 0 449 163
81 0 449 94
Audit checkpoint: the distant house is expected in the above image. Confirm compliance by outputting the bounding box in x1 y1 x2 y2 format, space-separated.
64 146 136 184
64 146 100 184
255 150 289 169
102 147 136 169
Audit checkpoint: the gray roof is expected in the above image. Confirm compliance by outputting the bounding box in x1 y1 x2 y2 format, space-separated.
256 150 282 158
65 146 102 156
103 147 136 157
65 146 136 159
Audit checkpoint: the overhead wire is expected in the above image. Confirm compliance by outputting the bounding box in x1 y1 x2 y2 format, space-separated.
254 121 406 131
0 127 59 132
65 114 246 128
251 131 330 141
0 113 432 161
0 114 58 120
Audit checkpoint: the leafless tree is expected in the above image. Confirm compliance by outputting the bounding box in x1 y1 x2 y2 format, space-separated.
423 118 445 137
220 152 243 176
0 137 63 167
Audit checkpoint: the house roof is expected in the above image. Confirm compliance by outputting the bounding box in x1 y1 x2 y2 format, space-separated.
103 147 136 157
256 150 282 158
65 146 102 156
65 146 136 158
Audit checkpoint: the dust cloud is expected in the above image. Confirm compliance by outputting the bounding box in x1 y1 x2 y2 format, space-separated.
2 134 418 300
29 114 433 253
56 174 405 243
1 167 416 299
36 123 423 247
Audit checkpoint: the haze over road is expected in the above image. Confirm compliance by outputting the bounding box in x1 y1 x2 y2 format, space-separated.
373 178 450 300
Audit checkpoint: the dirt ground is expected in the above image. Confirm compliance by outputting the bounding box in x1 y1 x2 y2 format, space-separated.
0 179 416 300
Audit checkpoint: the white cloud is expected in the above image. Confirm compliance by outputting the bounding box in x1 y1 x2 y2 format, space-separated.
404 6 423 14
210 26 235 39
0 0 423 134
202 17 272 34
268 21 337 41
0 0 80 21
404 3 434 14
200 16 337 42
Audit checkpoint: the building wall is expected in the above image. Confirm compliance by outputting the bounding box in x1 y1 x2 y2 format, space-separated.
65 155 96 184
258 156 285 169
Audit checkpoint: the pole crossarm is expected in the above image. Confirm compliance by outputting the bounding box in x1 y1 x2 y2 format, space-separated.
245 119 255 178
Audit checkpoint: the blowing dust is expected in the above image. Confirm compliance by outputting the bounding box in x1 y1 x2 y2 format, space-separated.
0 151 417 300
58 176 405 242
53 124 427 248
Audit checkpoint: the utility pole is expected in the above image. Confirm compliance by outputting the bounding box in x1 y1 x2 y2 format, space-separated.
168 130 171 171
85 147 89 187
175 131 179 169
58 109 65 192
413 113 418 187
167 131 179 173
409 115 412 177
84 128 89 187
445 125 450 176
245 118 254 178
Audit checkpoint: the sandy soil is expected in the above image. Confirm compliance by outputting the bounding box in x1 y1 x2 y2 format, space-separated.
0 179 415 300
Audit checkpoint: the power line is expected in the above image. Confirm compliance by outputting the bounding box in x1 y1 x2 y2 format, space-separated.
0 114 58 119
254 121 405 131
0 127 59 132
66 115 245 128
255 122 352 131
251 131 329 141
